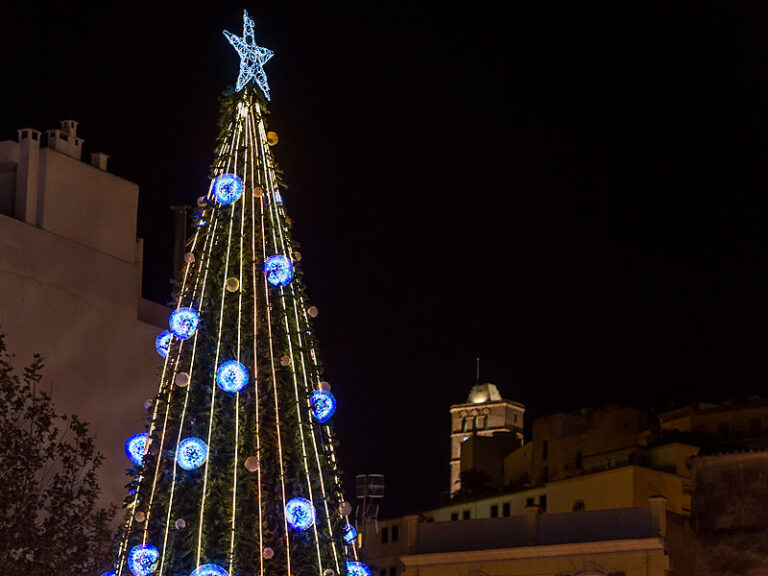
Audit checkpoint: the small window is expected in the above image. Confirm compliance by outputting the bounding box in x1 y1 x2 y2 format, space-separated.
450 512 459 521
542 466 548 482
539 495 547 511
514 414 518 423
526 497 534 507
462 510 470 520
502 502 510 517
573 500 585 512
483 415 489 429
473 416 478 429
462 418 468 432
380 570 386 576
542 440 548 459
575 452 582 468
389 567 397 576
391 525 399 542
490 504 499 518
381 526 388 543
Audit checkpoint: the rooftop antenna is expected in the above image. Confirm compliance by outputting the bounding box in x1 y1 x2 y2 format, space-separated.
355 474 384 547
476 357 480 386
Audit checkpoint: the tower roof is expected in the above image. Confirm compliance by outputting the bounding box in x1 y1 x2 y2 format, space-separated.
467 382 502 404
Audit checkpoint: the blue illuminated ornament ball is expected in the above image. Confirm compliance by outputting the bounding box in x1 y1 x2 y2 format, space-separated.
155 330 172 358
310 390 337 423
212 173 244 205
125 433 149 466
346 561 372 576
285 496 315 531
176 437 208 470
127 544 159 576
216 360 249 393
100 572 117 576
169 307 200 340
343 523 358 545
264 255 294 287
190 564 229 576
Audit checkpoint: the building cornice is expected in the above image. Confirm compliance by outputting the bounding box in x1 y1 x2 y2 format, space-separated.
400 537 666 567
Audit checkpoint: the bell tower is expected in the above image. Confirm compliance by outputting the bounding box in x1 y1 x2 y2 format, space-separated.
449 383 525 496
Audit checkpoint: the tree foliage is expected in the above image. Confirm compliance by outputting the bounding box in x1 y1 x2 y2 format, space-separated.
0 332 115 576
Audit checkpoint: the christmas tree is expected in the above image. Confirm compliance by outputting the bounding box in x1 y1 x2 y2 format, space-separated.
104 12 368 576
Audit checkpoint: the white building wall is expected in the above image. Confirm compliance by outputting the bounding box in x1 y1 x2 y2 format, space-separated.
0 125 168 515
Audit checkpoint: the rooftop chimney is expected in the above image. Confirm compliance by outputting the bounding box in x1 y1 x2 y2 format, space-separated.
91 152 109 171
47 119 83 160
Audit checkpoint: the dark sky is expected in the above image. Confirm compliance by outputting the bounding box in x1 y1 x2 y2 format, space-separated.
3 1 767 516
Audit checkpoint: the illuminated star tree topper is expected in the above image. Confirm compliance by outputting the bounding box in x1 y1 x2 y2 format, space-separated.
223 10 274 98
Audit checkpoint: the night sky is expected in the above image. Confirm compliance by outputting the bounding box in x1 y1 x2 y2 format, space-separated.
3 2 767 516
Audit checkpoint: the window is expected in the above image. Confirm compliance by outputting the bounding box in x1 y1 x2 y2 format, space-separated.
514 414 518 423
539 495 547 511
542 440 548 459
473 416 478 430
575 452 582 469
380 570 386 576
542 466 548 482
502 502 510 517
389 567 397 576
462 510 470 520
573 500 585 512
490 504 499 518
381 527 388 543
526 497 534 507
391 525 399 542
462 418 467 432
450 512 459 521
483 415 489 429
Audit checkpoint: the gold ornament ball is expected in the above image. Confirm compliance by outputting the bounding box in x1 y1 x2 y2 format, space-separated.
293 250 302 261
196 195 207 207
308 306 319 318
340 501 352 516
244 456 260 472
175 372 189 388
323 570 335 576
253 186 264 197
285 217 293 227
175 518 186 529
225 277 240 292
184 252 195 263
319 381 331 392
280 356 291 367
266 131 279 146
262 547 274 560
135 511 146 523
